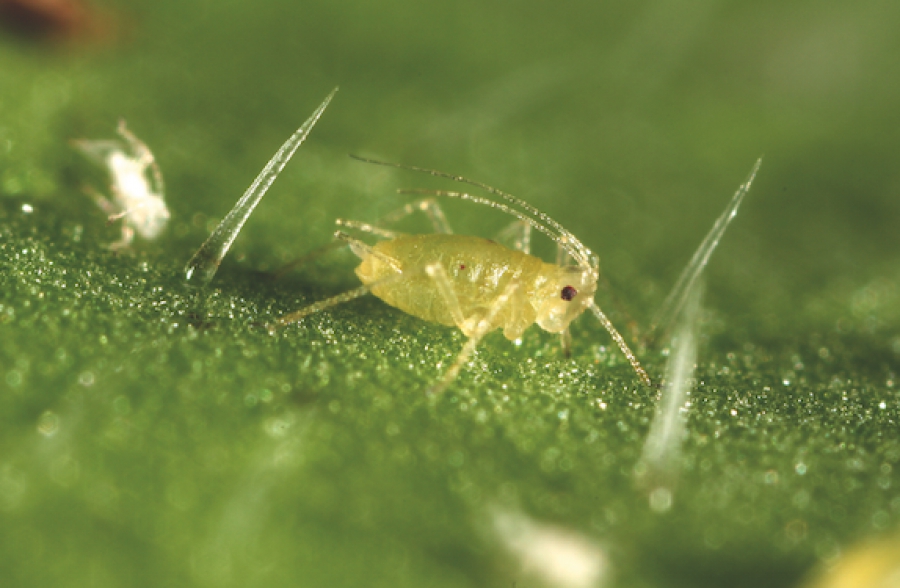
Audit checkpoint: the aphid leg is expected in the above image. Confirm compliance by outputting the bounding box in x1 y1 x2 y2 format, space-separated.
270 259 409 331
333 230 403 273
335 218 401 240
424 264 467 327
589 300 652 387
270 284 373 333
494 219 532 253
428 269 523 395
379 197 452 234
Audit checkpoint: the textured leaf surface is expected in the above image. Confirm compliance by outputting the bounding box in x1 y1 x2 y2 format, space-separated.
1 2 899 587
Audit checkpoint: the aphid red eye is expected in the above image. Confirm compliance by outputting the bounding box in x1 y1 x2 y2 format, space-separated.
560 285 577 301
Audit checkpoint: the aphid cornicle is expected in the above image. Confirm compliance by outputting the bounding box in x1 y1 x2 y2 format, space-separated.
273 159 652 394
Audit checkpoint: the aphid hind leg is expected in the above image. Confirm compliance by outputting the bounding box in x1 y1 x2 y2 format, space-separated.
427 268 523 395
271 259 407 332
270 284 373 332
333 230 402 272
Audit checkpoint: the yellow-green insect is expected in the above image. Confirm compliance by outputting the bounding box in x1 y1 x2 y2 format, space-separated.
273 158 651 394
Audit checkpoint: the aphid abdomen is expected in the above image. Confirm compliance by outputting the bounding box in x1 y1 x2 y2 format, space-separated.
355 234 542 336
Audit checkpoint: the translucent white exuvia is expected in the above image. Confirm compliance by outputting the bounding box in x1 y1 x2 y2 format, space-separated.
72 120 169 250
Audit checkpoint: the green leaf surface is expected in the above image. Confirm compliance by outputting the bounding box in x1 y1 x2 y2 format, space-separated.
2 1 899 587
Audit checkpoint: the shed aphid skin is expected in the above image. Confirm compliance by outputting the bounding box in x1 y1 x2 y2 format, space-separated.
72 119 169 250
272 157 652 394
184 87 337 285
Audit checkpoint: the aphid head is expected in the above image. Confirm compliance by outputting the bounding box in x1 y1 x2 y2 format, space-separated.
534 266 597 333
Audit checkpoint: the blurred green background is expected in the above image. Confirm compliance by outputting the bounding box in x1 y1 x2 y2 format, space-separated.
1 1 899 587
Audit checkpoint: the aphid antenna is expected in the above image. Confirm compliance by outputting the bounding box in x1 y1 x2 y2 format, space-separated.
349 155 594 267
184 87 338 286
397 187 590 269
588 300 652 387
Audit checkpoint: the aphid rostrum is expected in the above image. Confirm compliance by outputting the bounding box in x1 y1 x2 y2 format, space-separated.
272 158 652 394
72 119 169 250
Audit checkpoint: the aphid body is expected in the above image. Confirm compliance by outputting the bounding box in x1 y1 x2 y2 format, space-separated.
72 119 169 249
359 234 596 341
275 160 652 394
